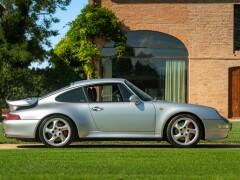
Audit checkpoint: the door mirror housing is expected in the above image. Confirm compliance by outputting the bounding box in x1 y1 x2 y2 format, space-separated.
129 95 141 105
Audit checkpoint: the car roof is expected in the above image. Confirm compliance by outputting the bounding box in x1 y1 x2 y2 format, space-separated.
70 78 126 87
39 78 127 100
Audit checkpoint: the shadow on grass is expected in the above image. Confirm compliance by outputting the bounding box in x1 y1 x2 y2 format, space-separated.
17 143 240 149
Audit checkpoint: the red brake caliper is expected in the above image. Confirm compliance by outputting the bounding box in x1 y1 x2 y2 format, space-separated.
188 122 194 129
59 122 68 137
63 130 68 137
188 122 195 139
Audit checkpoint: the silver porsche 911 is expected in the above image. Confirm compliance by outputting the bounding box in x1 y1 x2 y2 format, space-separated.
3 78 231 148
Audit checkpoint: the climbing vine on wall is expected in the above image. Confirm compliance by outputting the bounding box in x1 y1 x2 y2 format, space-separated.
54 4 127 79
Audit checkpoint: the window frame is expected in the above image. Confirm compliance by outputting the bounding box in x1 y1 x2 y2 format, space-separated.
234 4 240 51
101 30 188 103
55 87 88 103
83 83 133 103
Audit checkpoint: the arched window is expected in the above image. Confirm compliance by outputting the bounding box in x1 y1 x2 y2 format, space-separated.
101 30 188 103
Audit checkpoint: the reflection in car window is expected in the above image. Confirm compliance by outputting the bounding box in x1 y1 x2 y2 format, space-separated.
125 81 153 101
86 84 124 102
118 84 132 102
56 88 87 103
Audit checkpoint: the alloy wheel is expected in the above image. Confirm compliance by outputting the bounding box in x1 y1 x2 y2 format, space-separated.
39 116 74 147
167 115 202 147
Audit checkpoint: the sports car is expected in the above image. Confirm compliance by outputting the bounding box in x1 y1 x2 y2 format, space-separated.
2 78 232 147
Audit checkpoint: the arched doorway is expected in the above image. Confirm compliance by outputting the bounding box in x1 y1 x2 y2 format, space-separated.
229 67 240 118
101 30 189 103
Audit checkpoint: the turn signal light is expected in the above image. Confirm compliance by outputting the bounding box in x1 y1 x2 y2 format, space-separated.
6 114 21 120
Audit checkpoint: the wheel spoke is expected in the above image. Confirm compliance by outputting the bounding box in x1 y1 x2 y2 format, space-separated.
182 120 190 128
185 134 191 143
60 134 66 142
53 120 59 129
189 128 197 134
174 123 181 131
44 127 52 134
59 125 68 131
49 136 57 143
174 133 184 140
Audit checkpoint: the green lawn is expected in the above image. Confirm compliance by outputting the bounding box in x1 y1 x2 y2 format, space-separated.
0 122 240 179
1 147 240 179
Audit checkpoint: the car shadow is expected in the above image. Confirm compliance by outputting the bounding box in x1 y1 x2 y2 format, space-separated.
17 143 240 149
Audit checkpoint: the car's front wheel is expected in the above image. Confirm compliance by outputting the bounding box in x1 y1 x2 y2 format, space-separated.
166 114 202 148
39 115 75 148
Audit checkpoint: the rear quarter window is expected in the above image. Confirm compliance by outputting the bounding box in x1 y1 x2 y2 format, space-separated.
56 88 87 103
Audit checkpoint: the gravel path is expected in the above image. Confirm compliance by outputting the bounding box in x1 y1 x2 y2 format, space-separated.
1 143 240 149
0 144 25 149
0 144 44 149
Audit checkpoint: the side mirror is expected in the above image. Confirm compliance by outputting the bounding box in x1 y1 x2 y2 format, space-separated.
129 95 141 105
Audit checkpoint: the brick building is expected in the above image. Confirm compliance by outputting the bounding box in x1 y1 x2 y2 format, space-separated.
89 0 240 118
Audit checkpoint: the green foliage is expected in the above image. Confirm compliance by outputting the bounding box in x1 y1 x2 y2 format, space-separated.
0 65 38 105
54 4 127 78
0 63 81 108
0 0 73 111
0 0 71 67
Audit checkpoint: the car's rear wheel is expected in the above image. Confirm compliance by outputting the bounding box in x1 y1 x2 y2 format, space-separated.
166 114 202 148
39 115 74 148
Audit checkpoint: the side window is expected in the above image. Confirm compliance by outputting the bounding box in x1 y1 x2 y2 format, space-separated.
56 88 87 103
235 4 240 51
118 84 133 102
86 84 125 102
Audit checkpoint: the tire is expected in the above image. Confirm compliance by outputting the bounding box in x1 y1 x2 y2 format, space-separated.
166 114 202 148
39 115 75 148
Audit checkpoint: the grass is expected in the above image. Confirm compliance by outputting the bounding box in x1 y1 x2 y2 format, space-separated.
1 147 240 179
0 122 240 179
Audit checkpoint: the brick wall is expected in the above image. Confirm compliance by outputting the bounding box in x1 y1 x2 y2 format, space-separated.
189 59 240 117
98 0 240 117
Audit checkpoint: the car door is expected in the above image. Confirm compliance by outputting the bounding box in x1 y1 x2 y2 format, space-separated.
86 83 156 133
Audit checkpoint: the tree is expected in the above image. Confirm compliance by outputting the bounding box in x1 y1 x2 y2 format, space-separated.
54 4 127 79
0 0 71 67
0 0 72 117
0 62 81 106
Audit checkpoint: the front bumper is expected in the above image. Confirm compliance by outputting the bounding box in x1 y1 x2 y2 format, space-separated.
217 119 232 130
204 118 232 140
3 120 39 139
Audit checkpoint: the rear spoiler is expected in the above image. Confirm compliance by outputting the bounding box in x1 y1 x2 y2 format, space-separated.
6 98 38 111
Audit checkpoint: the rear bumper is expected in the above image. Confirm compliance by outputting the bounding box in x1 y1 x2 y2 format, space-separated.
204 118 232 140
3 120 39 139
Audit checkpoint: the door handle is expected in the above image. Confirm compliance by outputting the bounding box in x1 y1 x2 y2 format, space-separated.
91 107 104 111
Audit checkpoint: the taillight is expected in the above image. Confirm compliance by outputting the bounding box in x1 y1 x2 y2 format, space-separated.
5 114 21 120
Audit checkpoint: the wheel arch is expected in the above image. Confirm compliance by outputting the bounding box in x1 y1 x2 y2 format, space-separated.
162 112 206 141
35 113 79 141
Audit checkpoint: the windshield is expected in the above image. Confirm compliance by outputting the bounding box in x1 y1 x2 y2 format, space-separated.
125 80 153 101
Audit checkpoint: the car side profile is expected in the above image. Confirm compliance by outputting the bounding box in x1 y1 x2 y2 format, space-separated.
3 78 232 148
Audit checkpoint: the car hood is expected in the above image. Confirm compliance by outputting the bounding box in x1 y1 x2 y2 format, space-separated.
152 100 212 108
6 98 38 111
